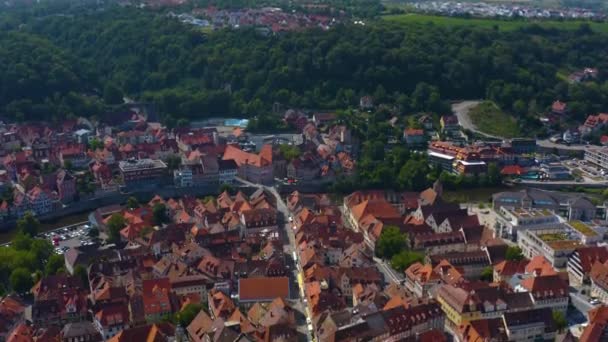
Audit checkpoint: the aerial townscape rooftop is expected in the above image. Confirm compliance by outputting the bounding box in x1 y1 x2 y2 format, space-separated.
5 0 608 341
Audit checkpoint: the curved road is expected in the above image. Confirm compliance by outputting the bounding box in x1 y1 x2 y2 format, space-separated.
452 100 504 140
453 101 590 152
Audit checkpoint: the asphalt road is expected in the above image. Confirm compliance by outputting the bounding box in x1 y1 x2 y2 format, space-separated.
537 139 588 151
451 100 503 139
235 177 313 342
570 289 597 315
337 206 404 285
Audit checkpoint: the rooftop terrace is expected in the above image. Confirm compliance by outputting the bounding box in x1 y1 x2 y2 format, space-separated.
538 232 569 242
569 220 598 237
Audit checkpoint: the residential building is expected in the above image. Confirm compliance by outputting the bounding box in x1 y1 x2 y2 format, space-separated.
27 186 54 216
492 188 602 221
0 296 25 341
316 303 445 342
427 150 455 172
61 321 103 342
218 159 238 184
517 274 569 314
359 96 374 110
580 113 608 136
580 305 608 341
436 284 533 325
440 115 459 135
418 115 434 130
186 311 214 342
56 170 76 203
494 207 562 240
170 275 209 300
60 146 90 169
540 163 571 180
238 277 290 304
240 208 278 239
585 146 608 171
459 318 507 341
568 246 608 286
31 275 88 327
93 303 130 340
173 168 193 188
510 138 537 154
142 278 173 323
567 220 606 245
552 100 567 115
590 261 608 303
517 228 581 267
222 144 273 184
493 259 526 283
107 323 176 342
428 250 490 279
404 128 426 146
405 260 463 298
459 308 557 342
312 112 336 127
119 158 168 187
503 308 558 341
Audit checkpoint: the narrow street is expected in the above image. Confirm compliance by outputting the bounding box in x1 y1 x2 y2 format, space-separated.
235 178 313 342
339 201 404 285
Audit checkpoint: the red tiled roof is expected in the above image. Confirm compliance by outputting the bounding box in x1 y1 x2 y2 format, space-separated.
576 246 608 274
525 255 556 276
238 277 289 302
350 199 400 223
404 128 424 136
142 278 172 316
494 260 526 277
552 100 567 112
223 144 272 167
501 165 524 176
520 274 568 300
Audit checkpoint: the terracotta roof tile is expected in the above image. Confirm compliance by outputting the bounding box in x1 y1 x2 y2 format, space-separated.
238 277 289 302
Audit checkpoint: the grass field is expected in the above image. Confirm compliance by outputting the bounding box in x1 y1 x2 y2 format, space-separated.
468 101 521 138
382 13 608 33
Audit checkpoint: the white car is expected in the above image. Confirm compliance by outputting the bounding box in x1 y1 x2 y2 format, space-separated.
288 216 293 222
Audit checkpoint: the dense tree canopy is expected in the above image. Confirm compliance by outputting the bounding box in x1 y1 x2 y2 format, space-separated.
0 6 608 125
107 213 127 243
0 233 55 293
375 226 408 259
505 246 525 261
16 212 41 237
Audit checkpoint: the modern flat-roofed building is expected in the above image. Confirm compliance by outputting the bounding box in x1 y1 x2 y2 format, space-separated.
566 220 606 245
428 151 455 172
509 138 537 154
492 188 604 221
494 207 562 240
585 146 608 170
119 158 167 187
517 228 581 268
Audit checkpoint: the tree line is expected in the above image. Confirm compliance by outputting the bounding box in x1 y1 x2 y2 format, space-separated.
1 6 608 128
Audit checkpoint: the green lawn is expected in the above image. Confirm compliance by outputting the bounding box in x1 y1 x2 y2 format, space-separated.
382 13 608 33
468 101 521 138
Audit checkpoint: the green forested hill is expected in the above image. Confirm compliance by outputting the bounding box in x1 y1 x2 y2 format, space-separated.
2 6 608 125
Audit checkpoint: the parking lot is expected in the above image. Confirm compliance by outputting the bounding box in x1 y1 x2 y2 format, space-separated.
38 223 95 255
563 158 608 182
